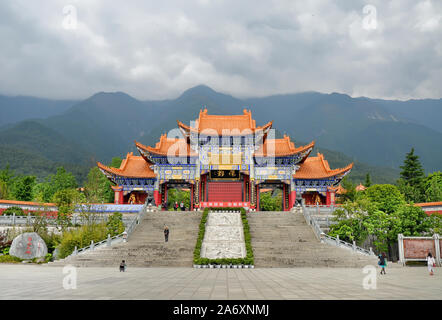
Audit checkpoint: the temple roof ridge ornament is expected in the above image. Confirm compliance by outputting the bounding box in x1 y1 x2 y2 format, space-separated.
177 109 272 136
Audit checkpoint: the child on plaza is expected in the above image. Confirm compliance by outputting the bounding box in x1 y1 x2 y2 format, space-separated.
378 253 387 275
119 260 126 272
427 252 436 276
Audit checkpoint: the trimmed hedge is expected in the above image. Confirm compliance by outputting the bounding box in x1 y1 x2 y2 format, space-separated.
193 207 254 265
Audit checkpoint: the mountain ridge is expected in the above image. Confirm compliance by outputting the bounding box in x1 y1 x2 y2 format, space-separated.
1 85 440 183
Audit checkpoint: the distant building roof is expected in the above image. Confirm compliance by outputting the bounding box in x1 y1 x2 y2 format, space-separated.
355 183 367 191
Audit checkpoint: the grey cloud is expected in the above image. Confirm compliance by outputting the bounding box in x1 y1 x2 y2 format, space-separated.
0 0 440 100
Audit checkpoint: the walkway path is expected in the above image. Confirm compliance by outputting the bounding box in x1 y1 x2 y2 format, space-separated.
1 264 439 300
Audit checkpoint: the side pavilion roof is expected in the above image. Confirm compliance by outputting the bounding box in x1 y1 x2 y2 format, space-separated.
97 152 156 178
293 153 353 179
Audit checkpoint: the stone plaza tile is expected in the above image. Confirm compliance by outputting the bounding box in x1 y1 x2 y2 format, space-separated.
0 265 441 300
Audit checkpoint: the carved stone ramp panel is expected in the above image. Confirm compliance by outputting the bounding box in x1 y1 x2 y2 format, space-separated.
200 211 246 259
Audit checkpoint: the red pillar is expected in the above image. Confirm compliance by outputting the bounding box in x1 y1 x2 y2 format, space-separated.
326 190 335 206
289 190 296 209
164 183 168 209
112 186 124 204
191 184 194 211
154 190 160 206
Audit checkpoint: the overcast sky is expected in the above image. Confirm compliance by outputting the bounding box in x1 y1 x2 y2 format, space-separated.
0 0 441 100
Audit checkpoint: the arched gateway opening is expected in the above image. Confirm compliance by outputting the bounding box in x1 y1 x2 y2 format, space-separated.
162 181 191 211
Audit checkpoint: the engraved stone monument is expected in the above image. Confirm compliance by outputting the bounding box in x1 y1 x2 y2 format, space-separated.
9 232 48 260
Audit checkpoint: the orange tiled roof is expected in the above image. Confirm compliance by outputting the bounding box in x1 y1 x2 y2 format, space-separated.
0 200 56 207
97 152 156 178
136 136 198 157
293 153 353 179
178 109 272 135
329 184 346 194
355 183 367 191
415 202 442 207
255 135 315 157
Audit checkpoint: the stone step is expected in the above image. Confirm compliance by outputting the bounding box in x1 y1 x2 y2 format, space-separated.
51 211 201 267
248 211 377 268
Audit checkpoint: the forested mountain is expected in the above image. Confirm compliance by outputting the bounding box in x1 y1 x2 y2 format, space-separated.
0 85 440 184
0 95 77 127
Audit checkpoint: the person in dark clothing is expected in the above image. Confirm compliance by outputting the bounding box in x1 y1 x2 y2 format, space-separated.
174 202 179 211
378 253 386 275
180 202 185 211
119 260 126 272
164 226 169 242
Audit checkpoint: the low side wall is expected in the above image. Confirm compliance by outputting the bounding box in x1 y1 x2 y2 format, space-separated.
398 234 441 266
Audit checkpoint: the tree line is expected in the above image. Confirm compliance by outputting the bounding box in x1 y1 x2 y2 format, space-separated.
0 157 122 210
330 148 442 260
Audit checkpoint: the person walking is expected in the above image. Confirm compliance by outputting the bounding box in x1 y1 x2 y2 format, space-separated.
164 225 169 242
119 260 126 272
427 252 436 276
180 201 185 211
174 201 178 211
378 253 387 275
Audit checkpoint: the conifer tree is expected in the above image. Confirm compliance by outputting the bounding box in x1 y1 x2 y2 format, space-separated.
364 173 372 187
398 148 425 202
399 148 425 187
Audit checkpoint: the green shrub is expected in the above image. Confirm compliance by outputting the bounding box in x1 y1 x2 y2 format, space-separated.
106 212 125 236
57 223 109 259
0 255 22 263
3 207 25 216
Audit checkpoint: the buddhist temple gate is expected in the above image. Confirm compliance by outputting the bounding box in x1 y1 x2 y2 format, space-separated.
98 109 353 211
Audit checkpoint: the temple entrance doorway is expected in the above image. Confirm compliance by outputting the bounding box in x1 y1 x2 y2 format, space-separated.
302 191 326 206
257 182 290 211
165 181 192 211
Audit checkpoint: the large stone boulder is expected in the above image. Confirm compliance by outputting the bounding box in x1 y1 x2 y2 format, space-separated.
9 232 48 260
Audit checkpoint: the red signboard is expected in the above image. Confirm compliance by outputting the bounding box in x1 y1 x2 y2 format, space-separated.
200 202 250 208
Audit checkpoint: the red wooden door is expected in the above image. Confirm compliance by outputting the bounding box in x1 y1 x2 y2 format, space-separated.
208 182 243 202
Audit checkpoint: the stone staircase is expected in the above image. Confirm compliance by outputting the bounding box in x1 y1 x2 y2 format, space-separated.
248 211 378 268
50 211 201 268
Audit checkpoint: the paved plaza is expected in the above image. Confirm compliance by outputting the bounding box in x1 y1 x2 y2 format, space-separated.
0 264 440 300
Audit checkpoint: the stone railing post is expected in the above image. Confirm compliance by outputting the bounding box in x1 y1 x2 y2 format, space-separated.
107 234 111 247
73 246 78 256
398 234 405 266
352 241 356 252
12 212 15 225
336 235 340 246
27 212 31 225
434 234 441 267
369 247 373 255
320 232 325 243
90 240 94 251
